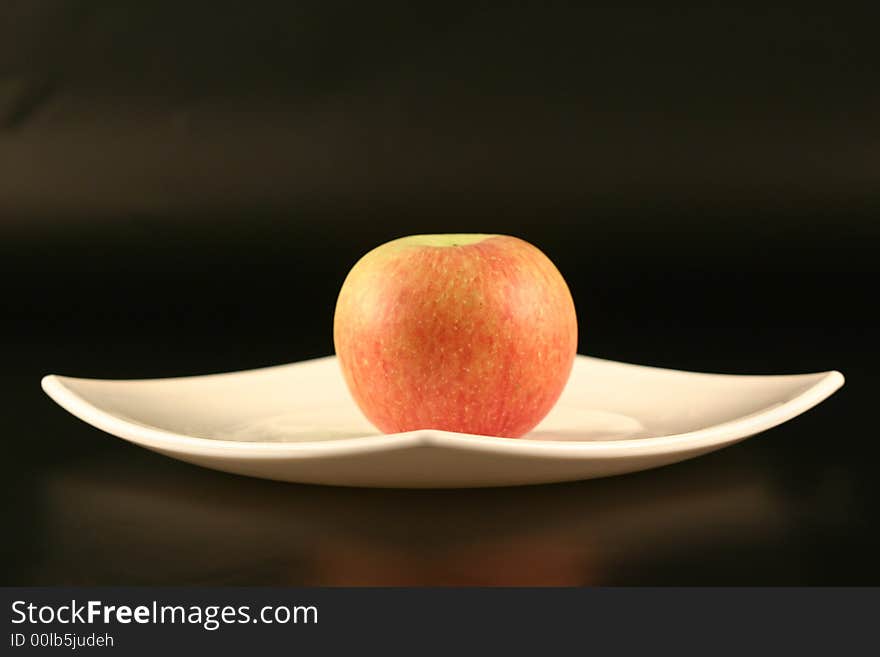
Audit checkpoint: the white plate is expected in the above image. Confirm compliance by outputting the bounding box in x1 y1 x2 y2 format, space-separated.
41 355 844 488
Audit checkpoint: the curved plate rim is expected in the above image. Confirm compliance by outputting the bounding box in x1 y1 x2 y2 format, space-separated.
41 356 845 461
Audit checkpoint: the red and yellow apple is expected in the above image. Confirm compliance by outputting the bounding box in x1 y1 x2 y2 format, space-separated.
333 234 577 438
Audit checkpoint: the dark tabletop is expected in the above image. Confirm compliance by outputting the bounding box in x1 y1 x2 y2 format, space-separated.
2 2 879 585
2 353 874 585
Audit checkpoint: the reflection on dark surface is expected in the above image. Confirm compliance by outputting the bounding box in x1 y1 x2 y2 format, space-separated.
0 437 858 585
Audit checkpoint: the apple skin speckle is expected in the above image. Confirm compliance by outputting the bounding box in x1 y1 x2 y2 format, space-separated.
333 234 578 438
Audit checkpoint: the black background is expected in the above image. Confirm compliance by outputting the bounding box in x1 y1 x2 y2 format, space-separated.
2 2 878 584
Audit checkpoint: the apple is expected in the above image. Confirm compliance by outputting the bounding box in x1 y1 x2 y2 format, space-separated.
333 234 578 438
